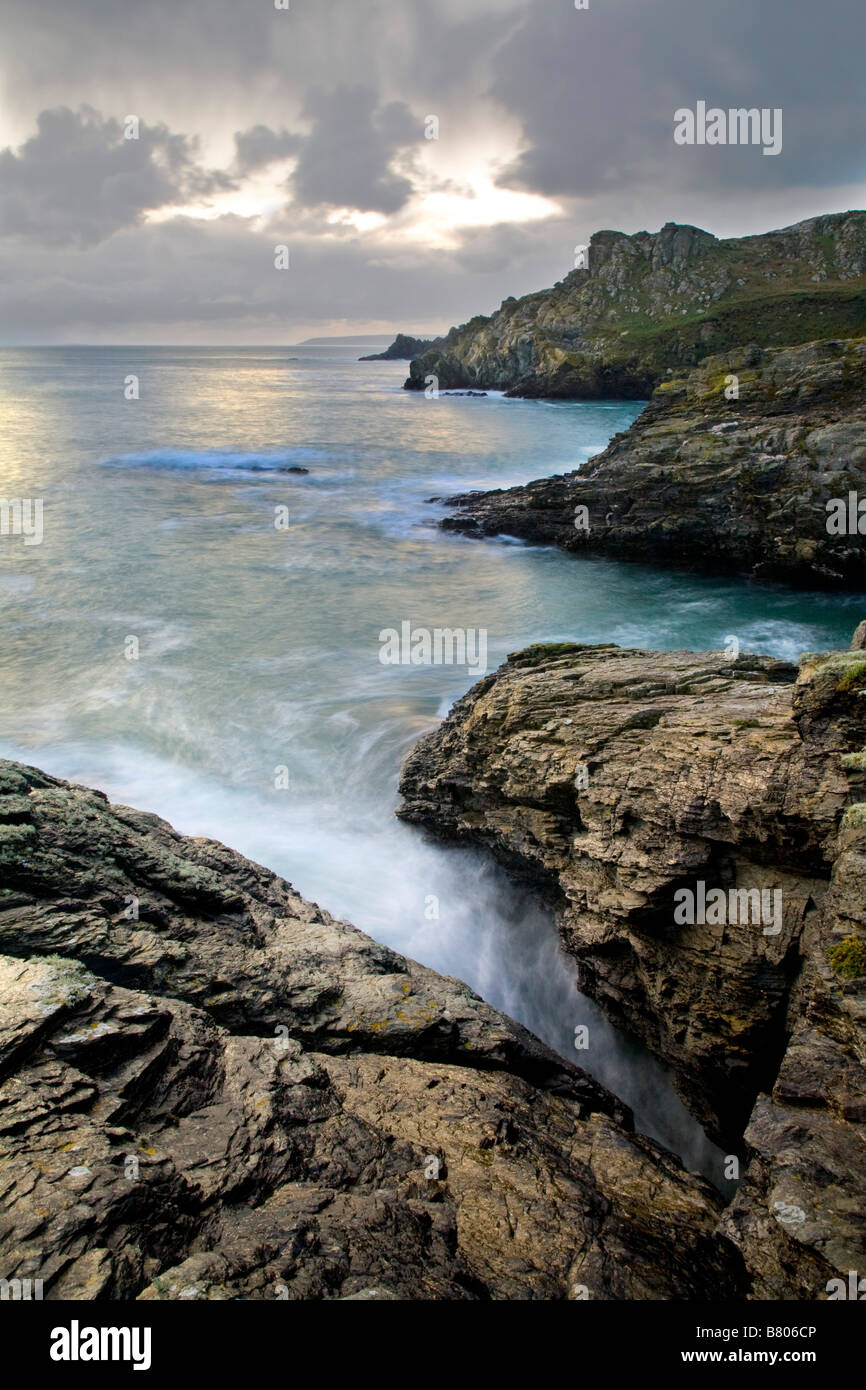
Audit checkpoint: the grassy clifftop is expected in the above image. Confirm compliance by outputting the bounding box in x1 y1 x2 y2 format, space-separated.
405 212 866 398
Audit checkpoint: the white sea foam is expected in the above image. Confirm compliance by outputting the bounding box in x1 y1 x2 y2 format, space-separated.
1 344 858 1192
99 447 327 473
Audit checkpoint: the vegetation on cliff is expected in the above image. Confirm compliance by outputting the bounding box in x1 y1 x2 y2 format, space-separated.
404 213 866 399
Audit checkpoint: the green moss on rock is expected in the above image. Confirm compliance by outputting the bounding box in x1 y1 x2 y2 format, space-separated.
814 652 866 694
38 955 98 1008
508 642 619 667
841 803 866 830
828 934 866 979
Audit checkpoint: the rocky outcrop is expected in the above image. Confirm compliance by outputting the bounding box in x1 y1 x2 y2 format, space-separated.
405 212 866 399
721 652 866 1297
398 638 866 1297
360 334 441 362
0 760 744 1301
440 336 866 589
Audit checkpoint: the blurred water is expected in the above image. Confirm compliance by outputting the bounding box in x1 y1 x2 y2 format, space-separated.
1 344 861 1186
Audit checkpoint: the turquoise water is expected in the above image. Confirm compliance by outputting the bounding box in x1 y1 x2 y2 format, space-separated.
1 345 861 1182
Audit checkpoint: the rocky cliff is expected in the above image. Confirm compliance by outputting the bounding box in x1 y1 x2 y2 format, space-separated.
359 333 441 361
0 760 744 1301
440 336 866 589
404 213 866 399
398 638 866 1298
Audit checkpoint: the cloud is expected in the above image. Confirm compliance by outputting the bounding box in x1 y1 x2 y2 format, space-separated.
0 206 576 342
233 92 425 213
451 217 564 273
0 0 861 340
0 106 232 247
289 87 422 214
233 125 301 174
490 0 866 199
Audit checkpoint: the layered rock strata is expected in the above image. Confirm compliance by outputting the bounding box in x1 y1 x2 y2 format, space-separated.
398 639 866 1297
0 760 741 1301
440 336 866 589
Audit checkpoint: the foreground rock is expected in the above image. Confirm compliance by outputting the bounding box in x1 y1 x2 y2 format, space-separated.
441 336 866 589
398 639 866 1296
406 212 866 399
0 760 743 1300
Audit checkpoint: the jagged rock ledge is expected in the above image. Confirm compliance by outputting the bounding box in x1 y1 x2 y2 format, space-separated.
0 760 745 1301
359 334 441 362
439 336 866 589
398 638 866 1297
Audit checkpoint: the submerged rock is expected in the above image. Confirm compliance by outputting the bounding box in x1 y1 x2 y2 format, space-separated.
440 336 866 589
398 638 866 1297
0 760 742 1300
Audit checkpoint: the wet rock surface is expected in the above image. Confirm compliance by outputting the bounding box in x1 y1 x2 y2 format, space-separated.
0 760 742 1301
439 337 866 589
398 639 866 1296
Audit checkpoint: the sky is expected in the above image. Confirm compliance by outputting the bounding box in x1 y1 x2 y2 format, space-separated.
0 0 863 343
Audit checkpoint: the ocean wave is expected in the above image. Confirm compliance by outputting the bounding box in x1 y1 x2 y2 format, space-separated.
0 575 37 598
437 388 508 399
99 447 325 474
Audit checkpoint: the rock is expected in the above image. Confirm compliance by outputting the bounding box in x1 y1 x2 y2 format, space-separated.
0 760 743 1301
405 212 866 399
439 337 866 589
397 641 866 1297
850 621 866 650
720 811 866 1297
0 762 608 1099
360 334 442 362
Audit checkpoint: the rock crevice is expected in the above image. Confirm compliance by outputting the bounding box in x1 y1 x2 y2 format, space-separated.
0 759 743 1301
398 640 866 1296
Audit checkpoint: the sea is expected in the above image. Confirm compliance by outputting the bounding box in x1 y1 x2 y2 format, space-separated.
1 342 861 1184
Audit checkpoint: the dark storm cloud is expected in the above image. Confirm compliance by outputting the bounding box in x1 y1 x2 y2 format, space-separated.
0 106 232 247
490 0 866 198
233 88 427 214
290 88 422 215
0 0 508 137
233 125 302 174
